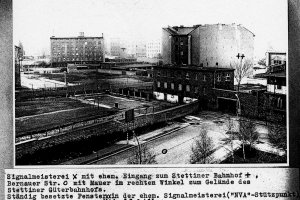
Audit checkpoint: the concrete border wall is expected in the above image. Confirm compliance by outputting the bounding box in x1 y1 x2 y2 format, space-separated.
16 101 199 159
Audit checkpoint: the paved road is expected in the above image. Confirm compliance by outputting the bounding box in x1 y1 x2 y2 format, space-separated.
94 117 233 165
92 111 283 165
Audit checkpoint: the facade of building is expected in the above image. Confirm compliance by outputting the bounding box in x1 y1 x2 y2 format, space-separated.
264 63 286 112
162 24 255 68
109 37 147 58
146 39 161 58
110 37 123 57
15 45 22 88
50 32 105 67
153 65 234 104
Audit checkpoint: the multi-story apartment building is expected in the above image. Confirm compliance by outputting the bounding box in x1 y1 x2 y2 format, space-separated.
162 24 255 68
50 32 105 67
110 37 123 57
153 65 234 104
109 37 147 58
146 39 161 58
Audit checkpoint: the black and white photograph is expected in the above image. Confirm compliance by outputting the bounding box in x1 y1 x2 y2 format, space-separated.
14 0 288 166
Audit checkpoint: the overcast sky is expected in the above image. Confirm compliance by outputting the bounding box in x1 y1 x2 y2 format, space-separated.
14 0 287 58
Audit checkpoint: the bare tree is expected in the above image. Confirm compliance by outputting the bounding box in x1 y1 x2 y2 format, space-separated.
257 58 266 66
190 125 214 164
127 145 157 164
231 59 253 92
238 118 259 161
268 123 287 150
223 117 238 163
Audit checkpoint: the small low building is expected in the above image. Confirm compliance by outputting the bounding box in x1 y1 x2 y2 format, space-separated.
33 68 61 74
253 63 286 122
67 64 99 73
266 51 286 66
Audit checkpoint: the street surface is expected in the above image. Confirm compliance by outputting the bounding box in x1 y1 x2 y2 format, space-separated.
91 111 285 165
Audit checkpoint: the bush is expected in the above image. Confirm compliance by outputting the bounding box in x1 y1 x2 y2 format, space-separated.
127 145 157 164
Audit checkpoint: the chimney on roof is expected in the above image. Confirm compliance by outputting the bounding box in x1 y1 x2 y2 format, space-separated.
180 25 184 27
79 32 84 37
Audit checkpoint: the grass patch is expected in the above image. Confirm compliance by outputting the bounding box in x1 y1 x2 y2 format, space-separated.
15 98 91 118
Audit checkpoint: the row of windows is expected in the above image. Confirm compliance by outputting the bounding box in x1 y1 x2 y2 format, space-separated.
156 71 231 81
52 52 101 56
157 81 206 94
52 57 102 61
52 46 101 50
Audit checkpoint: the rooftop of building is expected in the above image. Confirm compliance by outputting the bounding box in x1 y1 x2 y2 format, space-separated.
154 65 235 71
163 23 255 36
266 51 286 55
50 32 103 40
50 36 103 40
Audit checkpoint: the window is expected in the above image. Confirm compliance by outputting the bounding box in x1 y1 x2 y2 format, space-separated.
203 74 206 81
186 85 190 92
217 74 221 82
171 83 174 90
157 81 160 88
203 87 206 95
157 71 161 77
177 71 182 79
277 85 282 89
225 73 230 81
164 82 168 89
216 62 218 66
195 74 198 80
180 41 183 45
194 87 198 93
186 72 190 79
277 97 283 109
170 71 174 78
178 84 182 91
180 51 184 56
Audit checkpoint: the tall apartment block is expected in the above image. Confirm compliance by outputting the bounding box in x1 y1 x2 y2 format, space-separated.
50 32 105 67
162 24 255 68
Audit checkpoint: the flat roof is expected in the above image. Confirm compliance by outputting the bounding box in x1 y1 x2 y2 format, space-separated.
154 65 234 71
50 36 103 40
